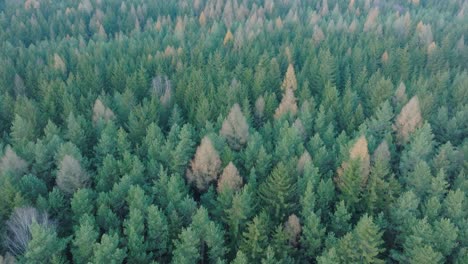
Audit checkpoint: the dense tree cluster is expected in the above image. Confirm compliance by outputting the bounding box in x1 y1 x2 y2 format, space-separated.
0 0 466 263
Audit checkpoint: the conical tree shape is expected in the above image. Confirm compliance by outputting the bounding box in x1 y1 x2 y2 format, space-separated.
336 136 370 206
353 214 385 263
220 104 249 150
281 64 298 91
394 96 423 143
223 29 234 45
186 136 222 191
274 88 298 119
217 162 243 193
259 162 296 220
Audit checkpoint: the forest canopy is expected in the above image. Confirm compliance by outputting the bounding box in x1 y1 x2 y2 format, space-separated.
0 0 467 263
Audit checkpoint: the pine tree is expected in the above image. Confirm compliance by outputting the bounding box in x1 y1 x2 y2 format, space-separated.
170 124 196 175
171 227 200 264
146 205 169 260
330 200 352 237
259 162 296 221
353 214 385 263
241 215 269 262
70 188 95 224
300 211 325 259
24 222 67 263
72 214 98 264
93 233 127 264
124 208 149 263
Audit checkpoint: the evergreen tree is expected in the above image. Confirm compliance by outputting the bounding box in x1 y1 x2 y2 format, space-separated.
23 222 67 263
259 162 296 221
240 215 269 262
72 215 98 264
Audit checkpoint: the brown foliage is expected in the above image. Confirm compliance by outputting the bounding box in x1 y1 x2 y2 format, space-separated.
427 41 437 55
338 136 370 185
56 155 89 195
254 96 265 120
350 136 371 180
5 207 53 256
186 137 222 191
381 51 389 64
313 25 325 43
199 11 207 26
281 64 298 91
0 146 27 178
373 140 391 164
24 0 40 10
394 96 423 143
416 21 433 46
217 162 243 193
349 19 358 33
293 119 306 139
92 99 115 124
275 17 283 30
395 82 408 104
297 150 312 175
284 214 301 246
274 88 298 119
53 53 66 73
364 8 379 32
220 104 249 150
223 29 234 45
321 0 329 16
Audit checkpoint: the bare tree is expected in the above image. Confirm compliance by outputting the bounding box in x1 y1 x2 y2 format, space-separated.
151 75 172 97
0 146 27 178
217 162 243 193
4 207 54 256
0 253 15 264
56 155 89 195
220 104 249 150
186 136 222 191
92 99 115 124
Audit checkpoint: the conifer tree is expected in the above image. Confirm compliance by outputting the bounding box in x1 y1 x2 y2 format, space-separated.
56 155 89 195
186 136 222 191
259 162 296 221
394 96 423 143
217 162 243 193
72 214 98 264
92 233 127 264
281 64 298 91
220 104 249 150
241 215 269 262
23 222 67 263
274 88 298 119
